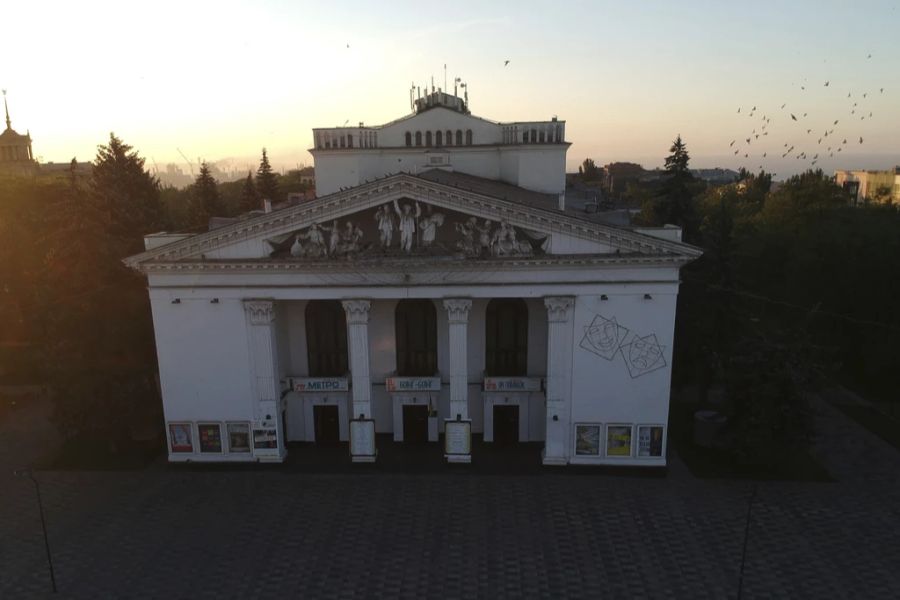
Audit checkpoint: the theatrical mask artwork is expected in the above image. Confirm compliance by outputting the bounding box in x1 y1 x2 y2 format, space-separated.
580 315 629 361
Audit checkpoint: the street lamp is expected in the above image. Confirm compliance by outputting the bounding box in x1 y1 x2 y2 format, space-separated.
13 468 57 593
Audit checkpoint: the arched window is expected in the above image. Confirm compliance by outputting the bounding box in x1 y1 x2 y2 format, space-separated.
530 129 537 143
305 301 349 377
456 130 463 145
405 132 412 147
347 134 354 148
415 131 422 146
436 131 442 146
446 130 453 146
465 129 473 145
426 131 433 147
485 299 528 376
395 300 437 376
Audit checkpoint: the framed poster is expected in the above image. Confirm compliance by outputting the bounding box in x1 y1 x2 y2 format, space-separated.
637 425 665 458
574 424 602 456
227 422 251 453
169 423 193 453
253 428 278 449
444 420 471 455
198 423 223 453
349 419 376 458
606 424 633 457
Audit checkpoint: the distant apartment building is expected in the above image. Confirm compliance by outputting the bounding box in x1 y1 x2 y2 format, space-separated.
834 168 900 205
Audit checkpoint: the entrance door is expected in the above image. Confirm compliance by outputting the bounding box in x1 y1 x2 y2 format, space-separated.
402 405 429 443
494 405 520 445
313 405 340 444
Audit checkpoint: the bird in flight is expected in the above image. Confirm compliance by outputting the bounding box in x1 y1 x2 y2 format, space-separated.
868 54 872 58
824 81 830 86
504 60 510 66
737 107 741 113
880 88 884 93
859 137 863 144
730 140 735 146
346 44 350 48
834 120 839 125
791 114 797 121
781 103 786 108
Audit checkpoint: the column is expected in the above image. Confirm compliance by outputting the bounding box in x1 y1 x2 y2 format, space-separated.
342 300 372 419
543 296 575 466
443 299 472 420
243 299 285 461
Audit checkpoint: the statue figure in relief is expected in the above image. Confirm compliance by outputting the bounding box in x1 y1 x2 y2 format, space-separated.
416 202 445 248
375 204 394 248
393 199 420 253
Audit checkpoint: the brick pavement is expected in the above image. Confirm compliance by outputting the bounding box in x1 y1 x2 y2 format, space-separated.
2 395 899 599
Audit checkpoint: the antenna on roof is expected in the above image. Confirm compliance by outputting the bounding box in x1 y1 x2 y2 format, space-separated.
444 64 447 92
431 76 434 93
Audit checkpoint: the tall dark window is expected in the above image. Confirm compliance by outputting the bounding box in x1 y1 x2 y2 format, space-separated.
395 300 437 376
436 130 442 146
465 129 473 145
415 131 422 146
405 132 412 146
456 130 463 145
446 130 453 145
305 301 348 377
485 299 528 376
426 131 433 147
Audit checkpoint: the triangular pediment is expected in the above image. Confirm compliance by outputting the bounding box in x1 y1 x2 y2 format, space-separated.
125 172 701 268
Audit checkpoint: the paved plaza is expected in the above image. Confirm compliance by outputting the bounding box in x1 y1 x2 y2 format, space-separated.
2 395 899 599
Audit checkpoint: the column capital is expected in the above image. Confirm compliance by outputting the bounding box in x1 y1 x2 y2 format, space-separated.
342 300 371 324
243 299 275 325
544 296 574 322
442 299 472 323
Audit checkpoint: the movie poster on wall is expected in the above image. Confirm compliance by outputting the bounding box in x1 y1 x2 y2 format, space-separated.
227 423 251 453
606 425 632 457
574 424 601 456
169 423 193 453
198 423 223 453
637 425 664 457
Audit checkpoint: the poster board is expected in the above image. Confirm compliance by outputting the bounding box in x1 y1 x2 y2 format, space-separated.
574 423 602 456
227 422 251 453
606 424 633 457
198 423 223 453
637 425 665 458
349 419 376 458
169 423 193 453
444 420 472 456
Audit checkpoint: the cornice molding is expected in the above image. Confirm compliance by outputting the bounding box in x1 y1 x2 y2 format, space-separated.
124 174 702 269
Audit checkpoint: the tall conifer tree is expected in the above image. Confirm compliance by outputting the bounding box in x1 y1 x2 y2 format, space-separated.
239 170 259 212
188 161 222 228
255 148 278 202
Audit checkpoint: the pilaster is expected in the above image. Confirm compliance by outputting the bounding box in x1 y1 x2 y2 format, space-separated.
243 299 285 461
342 300 372 419
543 296 575 466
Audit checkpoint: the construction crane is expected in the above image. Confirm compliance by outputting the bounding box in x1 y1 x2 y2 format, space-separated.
176 147 195 177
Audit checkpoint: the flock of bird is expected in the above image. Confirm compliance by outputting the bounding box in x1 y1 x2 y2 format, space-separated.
729 54 885 174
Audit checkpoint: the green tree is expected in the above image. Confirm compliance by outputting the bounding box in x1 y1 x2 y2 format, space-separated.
90 133 166 251
581 158 600 180
239 170 259 213
188 161 223 228
637 135 702 238
255 148 278 202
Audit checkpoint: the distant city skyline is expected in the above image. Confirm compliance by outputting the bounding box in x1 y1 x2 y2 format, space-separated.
5 0 900 178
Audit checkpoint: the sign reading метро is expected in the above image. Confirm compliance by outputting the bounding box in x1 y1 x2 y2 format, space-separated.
293 377 349 392
385 377 441 392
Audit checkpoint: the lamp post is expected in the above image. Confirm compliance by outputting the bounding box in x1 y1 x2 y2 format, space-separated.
13 468 57 593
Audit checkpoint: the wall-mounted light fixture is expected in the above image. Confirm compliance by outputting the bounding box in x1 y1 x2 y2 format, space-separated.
171 298 181 304
210 298 219 304
644 293 653 300
600 294 609 301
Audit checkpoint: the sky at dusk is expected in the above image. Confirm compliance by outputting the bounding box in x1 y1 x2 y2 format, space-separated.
5 0 900 178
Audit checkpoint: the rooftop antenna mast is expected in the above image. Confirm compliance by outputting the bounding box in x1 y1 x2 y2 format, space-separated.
444 64 447 92
2 89 10 130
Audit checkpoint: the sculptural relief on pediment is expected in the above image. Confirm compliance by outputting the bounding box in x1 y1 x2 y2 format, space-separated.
266 199 548 259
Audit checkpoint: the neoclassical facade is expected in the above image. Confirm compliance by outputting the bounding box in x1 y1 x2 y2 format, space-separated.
127 91 700 466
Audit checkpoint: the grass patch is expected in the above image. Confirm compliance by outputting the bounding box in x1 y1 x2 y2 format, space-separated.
831 403 900 452
37 435 164 470
669 400 831 481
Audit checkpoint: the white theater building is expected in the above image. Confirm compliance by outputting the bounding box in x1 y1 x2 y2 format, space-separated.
126 88 701 466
